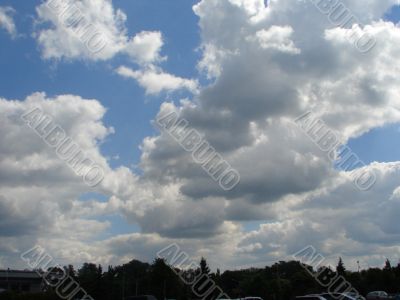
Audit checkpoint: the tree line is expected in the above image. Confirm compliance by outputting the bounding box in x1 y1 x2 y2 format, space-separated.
1 257 400 300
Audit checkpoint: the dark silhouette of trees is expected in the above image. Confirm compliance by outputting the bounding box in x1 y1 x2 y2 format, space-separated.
336 257 346 276
4 257 400 300
384 259 392 270
149 258 183 300
200 257 210 275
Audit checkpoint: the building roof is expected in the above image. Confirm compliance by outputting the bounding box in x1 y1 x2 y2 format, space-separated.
0 270 42 279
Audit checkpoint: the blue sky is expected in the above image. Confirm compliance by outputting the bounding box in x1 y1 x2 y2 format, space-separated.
2 0 400 270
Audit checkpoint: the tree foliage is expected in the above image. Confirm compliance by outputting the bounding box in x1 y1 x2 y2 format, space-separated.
336 257 346 276
3 257 400 300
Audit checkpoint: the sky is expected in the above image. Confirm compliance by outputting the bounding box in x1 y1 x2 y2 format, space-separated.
1 0 400 272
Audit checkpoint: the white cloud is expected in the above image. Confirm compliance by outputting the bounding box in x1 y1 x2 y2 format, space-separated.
0 92 233 268
124 31 165 65
251 26 300 54
136 0 400 268
0 92 115 267
34 0 164 63
0 6 16 38
197 44 238 79
140 0 400 202
35 0 197 96
116 65 199 95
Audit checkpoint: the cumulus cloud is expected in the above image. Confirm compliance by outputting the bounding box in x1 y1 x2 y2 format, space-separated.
135 0 400 268
0 92 130 268
228 163 400 268
0 92 237 268
3 0 400 271
116 65 199 95
34 0 164 63
250 25 301 54
124 31 166 65
34 0 197 95
0 6 16 38
140 0 400 203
